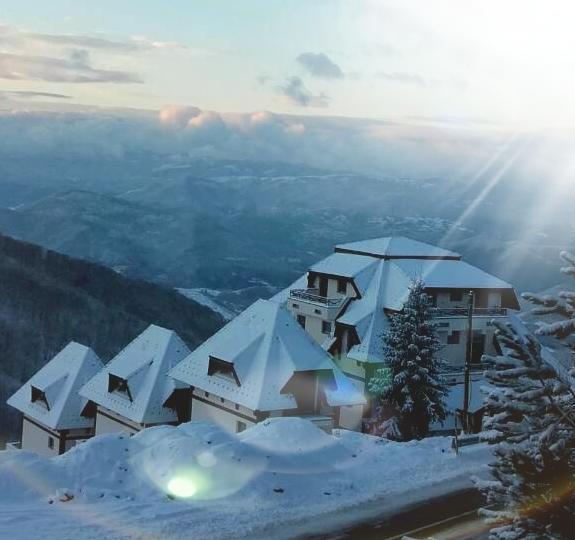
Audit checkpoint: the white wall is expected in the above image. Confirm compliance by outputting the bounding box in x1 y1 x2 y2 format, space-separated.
338 405 364 431
191 393 256 434
95 407 141 436
21 417 60 458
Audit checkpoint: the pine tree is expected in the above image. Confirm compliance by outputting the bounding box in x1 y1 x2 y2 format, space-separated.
477 252 575 539
368 280 447 440
523 251 575 342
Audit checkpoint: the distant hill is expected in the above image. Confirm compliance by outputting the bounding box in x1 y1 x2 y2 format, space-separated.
0 233 224 437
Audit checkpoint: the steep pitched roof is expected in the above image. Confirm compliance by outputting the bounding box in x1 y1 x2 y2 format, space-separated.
7 342 103 430
335 236 461 260
169 299 365 411
79 325 191 424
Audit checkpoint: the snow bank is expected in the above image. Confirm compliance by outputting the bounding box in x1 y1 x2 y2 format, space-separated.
0 418 492 540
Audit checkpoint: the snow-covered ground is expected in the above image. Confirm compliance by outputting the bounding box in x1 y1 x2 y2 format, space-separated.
176 288 236 320
0 418 491 540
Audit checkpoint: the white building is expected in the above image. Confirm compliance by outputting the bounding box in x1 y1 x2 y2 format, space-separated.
7 342 103 457
274 236 520 428
169 299 366 433
79 325 192 436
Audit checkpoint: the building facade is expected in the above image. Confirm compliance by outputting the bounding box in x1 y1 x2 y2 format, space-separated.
7 342 104 457
79 325 192 436
276 237 520 429
170 299 366 434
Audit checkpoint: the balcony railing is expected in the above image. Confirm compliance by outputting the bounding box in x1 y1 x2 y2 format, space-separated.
432 307 508 318
290 289 344 307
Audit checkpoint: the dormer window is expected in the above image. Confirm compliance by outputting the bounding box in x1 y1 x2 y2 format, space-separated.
208 356 240 385
108 374 133 401
31 386 50 410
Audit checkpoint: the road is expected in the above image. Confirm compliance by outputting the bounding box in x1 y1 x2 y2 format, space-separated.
302 489 490 540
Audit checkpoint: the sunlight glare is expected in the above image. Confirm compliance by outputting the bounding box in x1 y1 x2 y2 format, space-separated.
167 477 197 499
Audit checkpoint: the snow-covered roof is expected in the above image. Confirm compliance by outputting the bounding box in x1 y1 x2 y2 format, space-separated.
335 236 461 260
7 342 104 430
169 299 365 411
79 325 191 424
310 253 378 279
335 255 517 363
393 259 513 290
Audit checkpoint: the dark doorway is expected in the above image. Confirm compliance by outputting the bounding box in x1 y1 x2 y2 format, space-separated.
319 276 328 297
471 332 485 364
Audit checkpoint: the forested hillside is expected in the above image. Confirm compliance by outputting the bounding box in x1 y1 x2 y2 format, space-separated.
0 233 223 437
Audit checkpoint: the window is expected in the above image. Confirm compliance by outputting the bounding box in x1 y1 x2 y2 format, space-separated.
108 374 132 401
31 386 50 410
204 391 210 398
337 278 347 294
314 308 322 315
48 437 54 450
322 321 332 334
208 356 240 385
292 303 299 309
450 291 464 302
236 421 247 433
235 404 240 411
297 314 306 328
447 330 461 345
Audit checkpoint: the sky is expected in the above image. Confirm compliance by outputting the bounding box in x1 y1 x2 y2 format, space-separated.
1 0 574 129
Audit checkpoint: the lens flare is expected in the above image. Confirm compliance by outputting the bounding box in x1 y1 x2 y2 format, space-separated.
167 477 197 498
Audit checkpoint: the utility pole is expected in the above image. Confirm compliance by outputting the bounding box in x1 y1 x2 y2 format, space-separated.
462 290 474 433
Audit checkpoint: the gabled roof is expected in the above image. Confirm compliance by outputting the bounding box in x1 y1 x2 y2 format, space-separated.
169 299 365 411
79 325 191 424
7 342 103 430
335 236 461 260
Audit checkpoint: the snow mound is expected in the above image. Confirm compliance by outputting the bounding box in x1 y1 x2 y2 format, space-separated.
0 419 493 540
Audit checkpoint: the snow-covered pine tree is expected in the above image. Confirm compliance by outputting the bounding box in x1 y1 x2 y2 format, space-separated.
479 320 575 539
368 280 447 440
477 250 575 539
523 251 575 341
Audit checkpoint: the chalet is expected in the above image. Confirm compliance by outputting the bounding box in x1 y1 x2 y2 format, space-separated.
169 299 366 434
79 325 191 436
274 236 520 429
6 342 103 457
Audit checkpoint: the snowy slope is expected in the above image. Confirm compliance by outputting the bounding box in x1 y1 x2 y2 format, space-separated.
0 418 491 540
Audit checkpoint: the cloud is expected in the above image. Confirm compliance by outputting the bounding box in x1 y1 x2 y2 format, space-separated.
0 105 512 181
0 50 142 84
275 76 330 108
159 105 201 127
296 52 344 79
0 25 188 53
375 71 427 87
0 89 71 100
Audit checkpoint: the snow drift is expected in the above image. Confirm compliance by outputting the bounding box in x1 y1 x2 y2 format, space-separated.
0 418 491 539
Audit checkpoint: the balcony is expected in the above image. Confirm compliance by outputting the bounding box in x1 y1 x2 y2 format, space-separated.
432 307 508 318
290 289 345 307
